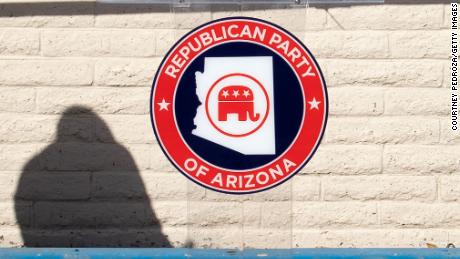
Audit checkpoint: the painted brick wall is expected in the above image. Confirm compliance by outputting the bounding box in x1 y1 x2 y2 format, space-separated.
0 0 457 249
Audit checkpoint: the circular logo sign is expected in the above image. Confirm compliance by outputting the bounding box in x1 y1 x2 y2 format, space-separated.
151 17 328 194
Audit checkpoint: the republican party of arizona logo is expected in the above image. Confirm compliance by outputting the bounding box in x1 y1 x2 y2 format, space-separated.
151 17 328 194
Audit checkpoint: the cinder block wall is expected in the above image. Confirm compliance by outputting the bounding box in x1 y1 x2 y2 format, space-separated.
0 0 457 248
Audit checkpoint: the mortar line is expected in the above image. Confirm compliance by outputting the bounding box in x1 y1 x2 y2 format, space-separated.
435 176 440 202
38 28 43 57
380 144 384 174
186 181 190 247
290 178 293 249
241 197 244 250
438 118 442 143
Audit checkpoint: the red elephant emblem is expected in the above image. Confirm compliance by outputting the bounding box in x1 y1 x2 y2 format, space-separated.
218 85 260 122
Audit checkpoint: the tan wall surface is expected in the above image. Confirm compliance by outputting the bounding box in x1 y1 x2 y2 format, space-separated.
0 0 457 248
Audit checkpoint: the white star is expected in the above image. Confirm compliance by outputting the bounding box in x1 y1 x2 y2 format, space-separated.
308 97 321 110
243 90 250 98
232 90 239 98
157 98 170 111
222 90 229 98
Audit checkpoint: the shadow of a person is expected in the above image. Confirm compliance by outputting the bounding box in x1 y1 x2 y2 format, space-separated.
14 106 172 247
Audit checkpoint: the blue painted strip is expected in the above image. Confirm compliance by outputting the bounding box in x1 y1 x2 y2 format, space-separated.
0 248 458 259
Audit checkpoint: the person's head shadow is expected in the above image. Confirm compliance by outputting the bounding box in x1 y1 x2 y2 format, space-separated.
14 105 172 247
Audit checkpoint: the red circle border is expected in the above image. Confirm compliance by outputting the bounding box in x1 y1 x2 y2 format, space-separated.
151 17 328 194
205 73 270 138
